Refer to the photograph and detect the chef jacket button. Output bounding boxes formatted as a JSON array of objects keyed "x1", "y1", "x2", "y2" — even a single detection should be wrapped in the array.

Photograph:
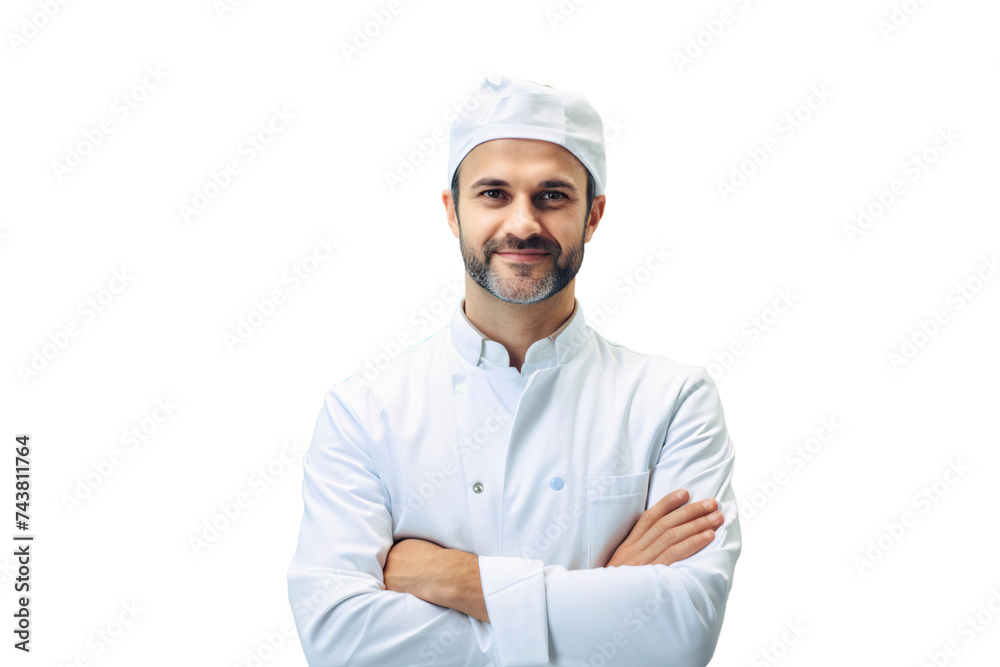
[
  {"x1": 455, "y1": 382, "x2": 467, "y2": 394},
  {"x1": 472, "y1": 482, "x2": 484, "y2": 494},
  {"x1": 549, "y1": 476, "x2": 564, "y2": 491}
]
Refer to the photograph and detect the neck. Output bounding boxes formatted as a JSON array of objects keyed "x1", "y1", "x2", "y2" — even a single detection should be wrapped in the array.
[{"x1": 462, "y1": 277, "x2": 576, "y2": 372}]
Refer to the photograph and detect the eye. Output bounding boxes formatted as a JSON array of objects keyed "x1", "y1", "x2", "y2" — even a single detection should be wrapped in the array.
[
  {"x1": 481, "y1": 189, "x2": 504, "y2": 199},
  {"x1": 540, "y1": 191, "x2": 567, "y2": 201}
]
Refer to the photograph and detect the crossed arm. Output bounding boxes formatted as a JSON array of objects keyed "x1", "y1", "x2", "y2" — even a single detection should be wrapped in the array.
[
  {"x1": 288, "y1": 367, "x2": 739, "y2": 666},
  {"x1": 383, "y1": 488, "x2": 725, "y2": 624}
]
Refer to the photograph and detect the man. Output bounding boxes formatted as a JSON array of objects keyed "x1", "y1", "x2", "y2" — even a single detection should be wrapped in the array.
[{"x1": 287, "y1": 74, "x2": 741, "y2": 666}]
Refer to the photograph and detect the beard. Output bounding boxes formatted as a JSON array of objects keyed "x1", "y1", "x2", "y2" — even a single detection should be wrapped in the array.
[{"x1": 459, "y1": 220, "x2": 585, "y2": 305}]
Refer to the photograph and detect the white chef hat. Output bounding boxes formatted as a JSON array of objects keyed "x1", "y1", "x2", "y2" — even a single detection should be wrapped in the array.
[{"x1": 446, "y1": 74, "x2": 607, "y2": 196}]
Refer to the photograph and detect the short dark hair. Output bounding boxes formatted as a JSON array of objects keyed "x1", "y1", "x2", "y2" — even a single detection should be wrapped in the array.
[{"x1": 451, "y1": 162, "x2": 596, "y2": 222}]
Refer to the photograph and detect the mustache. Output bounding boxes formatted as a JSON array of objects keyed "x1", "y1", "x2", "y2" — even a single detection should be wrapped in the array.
[{"x1": 487, "y1": 240, "x2": 559, "y2": 254}]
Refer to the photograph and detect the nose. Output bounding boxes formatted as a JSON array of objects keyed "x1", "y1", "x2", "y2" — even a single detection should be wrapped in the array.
[{"x1": 503, "y1": 193, "x2": 544, "y2": 238}]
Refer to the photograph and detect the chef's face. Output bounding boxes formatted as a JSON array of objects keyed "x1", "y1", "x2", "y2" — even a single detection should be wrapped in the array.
[{"x1": 444, "y1": 138, "x2": 603, "y2": 305}]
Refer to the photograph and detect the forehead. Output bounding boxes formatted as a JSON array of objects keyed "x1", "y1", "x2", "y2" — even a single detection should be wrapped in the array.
[{"x1": 461, "y1": 138, "x2": 587, "y2": 185}]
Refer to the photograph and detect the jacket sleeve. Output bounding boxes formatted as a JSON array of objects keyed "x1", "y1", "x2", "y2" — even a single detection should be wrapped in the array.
[
  {"x1": 286, "y1": 385, "x2": 497, "y2": 666},
  {"x1": 476, "y1": 366, "x2": 742, "y2": 666}
]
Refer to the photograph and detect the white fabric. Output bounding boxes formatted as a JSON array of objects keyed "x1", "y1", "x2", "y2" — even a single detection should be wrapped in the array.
[
  {"x1": 287, "y1": 296, "x2": 741, "y2": 666},
  {"x1": 447, "y1": 74, "x2": 607, "y2": 196}
]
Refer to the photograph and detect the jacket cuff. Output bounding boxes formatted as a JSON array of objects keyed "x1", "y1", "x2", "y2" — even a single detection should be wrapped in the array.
[{"x1": 478, "y1": 555, "x2": 549, "y2": 666}]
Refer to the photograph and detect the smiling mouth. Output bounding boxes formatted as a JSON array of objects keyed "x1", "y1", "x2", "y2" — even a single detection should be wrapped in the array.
[{"x1": 494, "y1": 251, "x2": 550, "y2": 262}]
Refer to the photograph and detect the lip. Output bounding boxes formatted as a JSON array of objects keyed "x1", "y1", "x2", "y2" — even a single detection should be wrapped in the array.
[{"x1": 495, "y1": 252, "x2": 550, "y2": 262}]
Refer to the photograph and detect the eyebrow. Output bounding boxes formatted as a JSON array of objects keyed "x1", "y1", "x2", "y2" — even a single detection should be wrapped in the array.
[{"x1": 468, "y1": 177, "x2": 578, "y2": 192}]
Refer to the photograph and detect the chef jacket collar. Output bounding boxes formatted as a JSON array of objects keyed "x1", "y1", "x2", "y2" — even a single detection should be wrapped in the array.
[{"x1": 450, "y1": 296, "x2": 589, "y2": 371}]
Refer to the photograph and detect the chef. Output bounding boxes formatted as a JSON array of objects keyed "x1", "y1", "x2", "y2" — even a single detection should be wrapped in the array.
[{"x1": 287, "y1": 74, "x2": 741, "y2": 667}]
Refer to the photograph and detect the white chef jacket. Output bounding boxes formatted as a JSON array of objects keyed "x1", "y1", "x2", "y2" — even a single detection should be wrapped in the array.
[{"x1": 287, "y1": 296, "x2": 741, "y2": 667}]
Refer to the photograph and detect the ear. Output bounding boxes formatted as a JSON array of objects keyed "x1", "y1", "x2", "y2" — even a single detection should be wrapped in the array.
[
  {"x1": 443, "y1": 188, "x2": 460, "y2": 239},
  {"x1": 584, "y1": 194, "x2": 606, "y2": 243}
]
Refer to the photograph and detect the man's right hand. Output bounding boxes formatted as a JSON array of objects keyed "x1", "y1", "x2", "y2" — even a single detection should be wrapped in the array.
[{"x1": 605, "y1": 489, "x2": 723, "y2": 568}]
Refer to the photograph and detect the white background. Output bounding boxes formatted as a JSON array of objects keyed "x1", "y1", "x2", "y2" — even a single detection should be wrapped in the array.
[{"x1": 2, "y1": 0, "x2": 999, "y2": 665}]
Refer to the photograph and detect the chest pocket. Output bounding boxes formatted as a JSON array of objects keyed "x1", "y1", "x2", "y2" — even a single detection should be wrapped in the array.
[{"x1": 586, "y1": 469, "x2": 651, "y2": 568}]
